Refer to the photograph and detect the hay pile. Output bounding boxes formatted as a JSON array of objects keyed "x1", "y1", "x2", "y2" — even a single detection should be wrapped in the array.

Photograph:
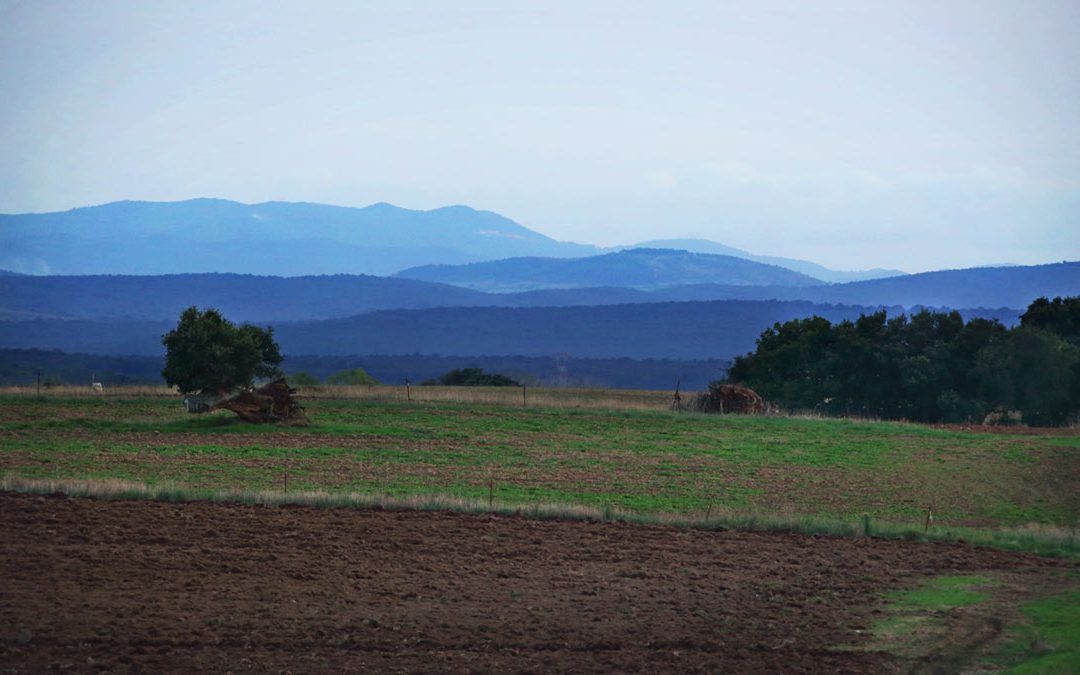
[
  {"x1": 690, "y1": 383, "x2": 765, "y2": 415},
  {"x1": 212, "y1": 379, "x2": 308, "y2": 425}
]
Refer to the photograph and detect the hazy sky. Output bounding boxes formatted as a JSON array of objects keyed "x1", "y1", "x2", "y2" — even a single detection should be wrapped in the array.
[{"x1": 2, "y1": 0, "x2": 1078, "y2": 271}]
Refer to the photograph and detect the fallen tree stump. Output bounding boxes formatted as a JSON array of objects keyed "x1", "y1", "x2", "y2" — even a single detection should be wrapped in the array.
[
  {"x1": 212, "y1": 379, "x2": 308, "y2": 425},
  {"x1": 690, "y1": 383, "x2": 766, "y2": 415}
]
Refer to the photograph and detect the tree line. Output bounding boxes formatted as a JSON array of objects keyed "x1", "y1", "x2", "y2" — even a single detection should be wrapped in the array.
[{"x1": 727, "y1": 296, "x2": 1080, "y2": 426}]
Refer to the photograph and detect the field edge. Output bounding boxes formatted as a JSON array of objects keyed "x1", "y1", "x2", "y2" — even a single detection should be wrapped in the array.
[{"x1": 4, "y1": 474, "x2": 1077, "y2": 559}]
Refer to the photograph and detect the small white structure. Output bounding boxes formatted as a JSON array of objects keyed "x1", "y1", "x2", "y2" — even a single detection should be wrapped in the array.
[
  {"x1": 183, "y1": 392, "x2": 223, "y2": 413},
  {"x1": 91, "y1": 382, "x2": 104, "y2": 392}
]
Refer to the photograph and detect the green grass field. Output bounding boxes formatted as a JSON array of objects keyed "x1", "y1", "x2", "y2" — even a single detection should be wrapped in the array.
[
  {"x1": 2, "y1": 389, "x2": 1077, "y2": 535},
  {"x1": 868, "y1": 573, "x2": 1080, "y2": 672}
]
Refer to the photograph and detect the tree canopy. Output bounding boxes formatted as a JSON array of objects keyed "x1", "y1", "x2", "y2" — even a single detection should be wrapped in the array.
[
  {"x1": 161, "y1": 307, "x2": 283, "y2": 395},
  {"x1": 325, "y1": 367, "x2": 380, "y2": 386},
  {"x1": 423, "y1": 368, "x2": 520, "y2": 387},
  {"x1": 727, "y1": 296, "x2": 1079, "y2": 426}
]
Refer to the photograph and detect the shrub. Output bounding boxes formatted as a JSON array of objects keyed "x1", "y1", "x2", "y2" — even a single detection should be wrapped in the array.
[
  {"x1": 423, "y1": 367, "x2": 520, "y2": 387},
  {"x1": 287, "y1": 371, "x2": 321, "y2": 386}
]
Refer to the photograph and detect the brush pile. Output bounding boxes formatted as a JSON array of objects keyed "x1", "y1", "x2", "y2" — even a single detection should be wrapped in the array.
[
  {"x1": 212, "y1": 379, "x2": 308, "y2": 425},
  {"x1": 690, "y1": 383, "x2": 766, "y2": 415}
]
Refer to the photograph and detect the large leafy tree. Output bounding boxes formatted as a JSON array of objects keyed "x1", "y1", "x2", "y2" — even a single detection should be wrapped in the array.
[
  {"x1": 1020, "y1": 296, "x2": 1080, "y2": 342},
  {"x1": 161, "y1": 307, "x2": 283, "y2": 395}
]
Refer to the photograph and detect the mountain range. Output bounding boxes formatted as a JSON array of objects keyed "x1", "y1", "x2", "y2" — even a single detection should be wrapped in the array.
[
  {"x1": 1, "y1": 197, "x2": 1075, "y2": 389},
  {"x1": 0, "y1": 199, "x2": 592, "y2": 277},
  {"x1": 1, "y1": 198, "x2": 899, "y2": 281},
  {"x1": 627, "y1": 239, "x2": 905, "y2": 282}
]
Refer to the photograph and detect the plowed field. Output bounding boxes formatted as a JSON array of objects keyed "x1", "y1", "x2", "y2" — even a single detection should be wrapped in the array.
[{"x1": 0, "y1": 492, "x2": 1071, "y2": 673}]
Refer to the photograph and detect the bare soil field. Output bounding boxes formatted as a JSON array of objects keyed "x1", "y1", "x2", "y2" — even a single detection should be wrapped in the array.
[{"x1": 0, "y1": 492, "x2": 1072, "y2": 673}]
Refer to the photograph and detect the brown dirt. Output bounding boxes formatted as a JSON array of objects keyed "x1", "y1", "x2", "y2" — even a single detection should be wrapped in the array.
[{"x1": 0, "y1": 492, "x2": 1071, "y2": 673}]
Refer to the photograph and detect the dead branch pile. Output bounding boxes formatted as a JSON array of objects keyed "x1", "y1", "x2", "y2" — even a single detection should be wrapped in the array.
[
  {"x1": 690, "y1": 383, "x2": 766, "y2": 415},
  {"x1": 212, "y1": 379, "x2": 308, "y2": 425}
]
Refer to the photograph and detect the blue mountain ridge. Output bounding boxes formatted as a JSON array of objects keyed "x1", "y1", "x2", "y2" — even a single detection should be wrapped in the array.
[
  {"x1": 0, "y1": 261, "x2": 1073, "y2": 323},
  {"x1": 4, "y1": 198, "x2": 902, "y2": 281}
]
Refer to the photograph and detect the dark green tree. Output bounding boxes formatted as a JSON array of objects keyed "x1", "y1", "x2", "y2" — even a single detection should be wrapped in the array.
[
  {"x1": 424, "y1": 368, "x2": 520, "y2": 387},
  {"x1": 725, "y1": 304, "x2": 1069, "y2": 424},
  {"x1": 161, "y1": 307, "x2": 283, "y2": 395},
  {"x1": 1020, "y1": 296, "x2": 1080, "y2": 343},
  {"x1": 976, "y1": 327, "x2": 1079, "y2": 426}
]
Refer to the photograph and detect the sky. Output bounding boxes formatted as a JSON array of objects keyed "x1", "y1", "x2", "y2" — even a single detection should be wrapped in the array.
[{"x1": 1, "y1": 0, "x2": 1078, "y2": 272}]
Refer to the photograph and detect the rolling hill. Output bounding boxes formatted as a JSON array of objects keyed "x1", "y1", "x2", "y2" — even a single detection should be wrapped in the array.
[
  {"x1": 647, "y1": 262, "x2": 1080, "y2": 310},
  {"x1": 0, "y1": 273, "x2": 493, "y2": 322},
  {"x1": 0, "y1": 261, "x2": 1071, "y2": 322},
  {"x1": 395, "y1": 248, "x2": 822, "y2": 292},
  {"x1": 0, "y1": 300, "x2": 1018, "y2": 361},
  {"x1": 629, "y1": 238, "x2": 906, "y2": 282},
  {"x1": 1, "y1": 199, "x2": 907, "y2": 283}
]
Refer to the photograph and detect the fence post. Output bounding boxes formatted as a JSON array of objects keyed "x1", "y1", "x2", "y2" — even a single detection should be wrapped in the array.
[{"x1": 405, "y1": 378, "x2": 411, "y2": 402}]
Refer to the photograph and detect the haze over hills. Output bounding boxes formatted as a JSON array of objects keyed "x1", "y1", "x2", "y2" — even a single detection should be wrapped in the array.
[
  {"x1": 397, "y1": 257, "x2": 1078, "y2": 309},
  {"x1": 0, "y1": 274, "x2": 492, "y2": 322},
  {"x1": 627, "y1": 239, "x2": 906, "y2": 283},
  {"x1": 0, "y1": 300, "x2": 907, "y2": 360},
  {"x1": 395, "y1": 248, "x2": 821, "y2": 292},
  {"x1": 0, "y1": 199, "x2": 595, "y2": 276},
  {"x1": 655, "y1": 262, "x2": 1080, "y2": 311},
  {"x1": 2, "y1": 197, "x2": 1074, "y2": 383},
  {"x1": 0, "y1": 299, "x2": 1025, "y2": 362},
  {"x1": 4, "y1": 198, "x2": 905, "y2": 282},
  {"x1": 0, "y1": 261, "x2": 1072, "y2": 322}
]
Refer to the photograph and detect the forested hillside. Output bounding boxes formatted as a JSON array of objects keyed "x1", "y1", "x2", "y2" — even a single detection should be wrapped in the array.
[
  {"x1": 676, "y1": 262, "x2": 1080, "y2": 310},
  {"x1": 0, "y1": 349, "x2": 727, "y2": 391},
  {"x1": 628, "y1": 239, "x2": 905, "y2": 282},
  {"x1": 0, "y1": 273, "x2": 491, "y2": 321},
  {"x1": 1, "y1": 260, "x2": 1069, "y2": 322},
  {"x1": 0, "y1": 300, "x2": 1017, "y2": 361},
  {"x1": 396, "y1": 248, "x2": 821, "y2": 291}
]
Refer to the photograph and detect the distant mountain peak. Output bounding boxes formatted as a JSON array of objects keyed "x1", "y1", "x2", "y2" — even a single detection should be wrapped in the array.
[
  {"x1": 430, "y1": 204, "x2": 479, "y2": 214},
  {"x1": 0, "y1": 198, "x2": 598, "y2": 276},
  {"x1": 620, "y1": 247, "x2": 693, "y2": 256},
  {"x1": 626, "y1": 238, "x2": 905, "y2": 283}
]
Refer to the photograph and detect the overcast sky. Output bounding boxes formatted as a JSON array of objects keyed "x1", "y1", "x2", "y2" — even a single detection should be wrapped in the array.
[{"x1": 1, "y1": 0, "x2": 1078, "y2": 271}]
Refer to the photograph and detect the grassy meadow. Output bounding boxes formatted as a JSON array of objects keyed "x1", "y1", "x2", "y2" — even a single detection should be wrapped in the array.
[{"x1": 2, "y1": 386, "x2": 1077, "y2": 540}]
